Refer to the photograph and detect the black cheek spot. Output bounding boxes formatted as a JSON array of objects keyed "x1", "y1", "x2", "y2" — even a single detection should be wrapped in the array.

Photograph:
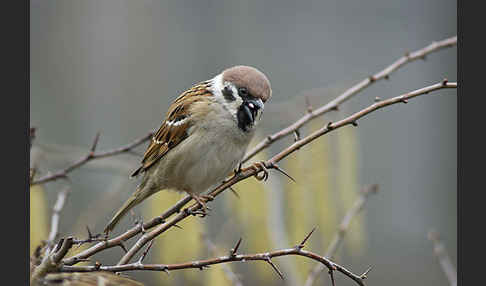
[{"x1": 222, "y1": 86, "x2": 235, "y2": 102}]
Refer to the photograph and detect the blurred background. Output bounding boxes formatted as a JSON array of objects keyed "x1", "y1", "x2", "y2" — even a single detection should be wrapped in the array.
[{"x1": 30, "y1": 0, "x2": 457, "y2": 285}]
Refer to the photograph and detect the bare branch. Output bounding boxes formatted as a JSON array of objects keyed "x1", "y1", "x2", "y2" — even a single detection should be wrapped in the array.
[
  {"x1": 60, "y1": 230, "x2": 367, "y2": 286},
  {"x1": 304, "y1": 184, "x2": 379, "y2": 286},
  {"x1": 31, "y1": 237, "x2": 75, "y2": 284},
  {"x1": 428, "y1": 230, "x2": 457, "y2": 286},
  {"x1": 242, "y1": 36, "x2": 457, "y2": 163},
  {"x1": 31, "y1": 132, "x2": 153, "y2": 185},
  {"x1": 204, "y1": 235, "x2": 244, "y2": 286},
  {"x1": 63, "y1": 81, "x2": 456, "y2": 267}
]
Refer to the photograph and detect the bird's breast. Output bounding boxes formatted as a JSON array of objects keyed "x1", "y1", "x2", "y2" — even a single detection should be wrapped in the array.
[{"x1": 157, "y1": 118, "x2": 253, "y2": 194}]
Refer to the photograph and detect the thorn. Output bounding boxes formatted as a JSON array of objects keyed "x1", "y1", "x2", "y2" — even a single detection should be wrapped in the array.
[
  {"x1": 331, "y1": 105, "x2": 339, "y2": 111},
  {"x1": 401, "y1": 98, "x2": 408, "y2": 104},
  {"x1": 94, "y1": 261, "x2": 102, "y2": 270},
  {"x1": 163, "y1": 267, "x2": 170, "y2": 275},
  {"x1": 269, "y1": 163, "x2": 296, "y2": 183},
  {"x1": 351, "y1": 121, "x2": 358, "y2": 127},
  {"x1": 293, "y1": 129, "x2": 301, "y2": 142},
  {"x1": 230, "y1": 238, "x2": 242, "y2": 256},
  {"x1": 360, "y1": 265, "x2": 373, "y2": 279},
  {"x1": 328, "y1": 269, "x2": 336, "y2": 286},
  {"x1": 326, "y1": 122, "x2": 333, "y2": 130},
  {"x1": 172, "y1": 224, "x2": 183, "y2": 230},
  {"x1": 442, "y1": 78, "x2": 448, "y2": 85},
  {"x1": 118, "y1": 242, "x2": 128, "y2": 253},
  {"x1": 266, "y1": 257, "x2": 284, "y2": 280},
  {"x1": 137, "y1": 240, "x2": 154, "y2": 264},
  {"x1": 305, "y1": 96, "x2": 313, "y2": 113},
  {"x1": 90, "y1": 132, "x2": 101, "y2": 154},
  {"x1": 298, "y1": 227, "x2": 316, "y2": 249},
  {"x1": 234, "y1": 162, "x2": 243, "y2": 175},
  {"x1": 374, "y1": 96, "x2": 381, "y2": 102},
  {"x1": 86, "y1": 226, "x2": 92, "y2": 238},
  {"x1": 229, "y1": 186, "x2": 240, "y2": 199},
  {"x1": 368, "y1": 75, "x2": 376, "y2": 82},
  {"x1": 404, "y1": 51, "x2": 410, "y2": 58},
  {"x1": 384, "y1": 74, "x2": 390, "y2": 80}
]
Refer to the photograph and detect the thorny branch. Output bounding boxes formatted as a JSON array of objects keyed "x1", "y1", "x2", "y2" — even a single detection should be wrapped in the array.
[
  {"x1": 32, "y1": 36, "x2": 457, "y2": 284},
  {"x1": 60, "y1": 230, "x2": 370, "y2": 286},
  {"x1": 428, "y1": 230, "x2": 457, "y2": 286},
  {"x1": 203, "y1": 235, "x2": 244, "y2": 286},
  {"x1": 31, "y1": 237, "x2": 75, "y2": 285},
  {"x1": 31, "y1": 132, "x2": 153, "y2": 185},
  {"x1": 241, "y1": 35, "x2": 457, "y2": 163},
  {"x1": 61, "y1": 80, "x2": 455, "y2": 270},
  {"x1": 304, "y1": 184, "x2": 379, "y2": 286}
]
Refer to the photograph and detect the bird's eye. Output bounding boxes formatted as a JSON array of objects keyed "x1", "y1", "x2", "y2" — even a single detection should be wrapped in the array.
[{"x1": 239, "y1": 87, "x2": 249, "y2": 96}]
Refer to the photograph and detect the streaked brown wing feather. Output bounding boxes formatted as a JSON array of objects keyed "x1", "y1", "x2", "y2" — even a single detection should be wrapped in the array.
[{"x1": 131, "y1": 82, "x2": 213, "y2": 177}]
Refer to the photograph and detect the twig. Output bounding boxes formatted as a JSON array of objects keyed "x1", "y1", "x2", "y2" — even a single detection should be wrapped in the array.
[
  {"x1": 31, "y1": 237, "x2": 75, "y2": 284},
  {"x1": 31, "y1": 132, "x2": 153, "y2": 185},
  {"x1": 60, "y1": 230, "x2": 368, "y2": 286},
  {"x1": 304, "y1": 184, "x2": 379, "y2": 286},
  {"x1": 241, "y1": 36, "x2": 457, "y2": 163},
  {"x1": 44, "y1": 187, "x2": 70, "y2": 256},
  {"x1": 114, "y1": 81, "x2": 455, "y2": 266},
  {"x1": 428, "y1": 230, "x2": 457, "y2": 286},
  {"x1": 63, "y1": 81, "x2": 456, "y2": 267},
  {"x1": 204, "y1": 235, "x2": 244, "y2": 286}
]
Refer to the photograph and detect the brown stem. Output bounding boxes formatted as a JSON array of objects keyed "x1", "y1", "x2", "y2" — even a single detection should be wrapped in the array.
[
  {"x1": 31, "y1": 132, "x2": 153, "y2": 185},
  {"x1": 61, "y1": 231, "x2": 368, "y2": 286},
  {"x1": 242, "y1": 36, "x2": 457, "y2": 163},
  {"x1": 114, "y1": 81, "x2": 455, "y2": 266}
]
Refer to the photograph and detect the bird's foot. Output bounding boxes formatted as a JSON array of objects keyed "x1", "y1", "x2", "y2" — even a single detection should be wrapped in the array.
[
  {"x1": 186, "y1": 193, "x2": 212, "y2": 217},
  {"x1": 249, "y1": 161, "x2": 269, "y2": 181},
  {"x1": 230, "y1": 161, "x2": 269, "y2": 181}
]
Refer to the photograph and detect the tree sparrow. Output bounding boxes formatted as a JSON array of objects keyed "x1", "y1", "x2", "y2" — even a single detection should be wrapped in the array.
[{"x1": 104, "y1": 65, "x2": 272, "y2": 233}]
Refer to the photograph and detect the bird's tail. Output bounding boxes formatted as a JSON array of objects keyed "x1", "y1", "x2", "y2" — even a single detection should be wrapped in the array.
[{"x1": 104, "y1": 186, "x2": 152, "y2": 234}]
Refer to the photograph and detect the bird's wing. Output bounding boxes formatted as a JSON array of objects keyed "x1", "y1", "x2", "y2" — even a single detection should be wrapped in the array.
[{"x1": 131, "y1": 81, "x2": 213, "y2": 177}]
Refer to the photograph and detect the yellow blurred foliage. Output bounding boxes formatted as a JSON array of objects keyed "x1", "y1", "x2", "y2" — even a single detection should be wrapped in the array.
[
  {"x1": 145, "y1": 190, "x2": 203, "y2": 284},
  {"x1": 284, "y1": 119, "x2": 338, "y2": 280},
  {"x1": 224, "y1": 142, "x2": 274, "y2": 282},
  {"x1": 336, "y1": 126, "x2": 365, "y2": 256},
  {"x1": 30, "y1": 185, "x2": 49, "y2": 256}
]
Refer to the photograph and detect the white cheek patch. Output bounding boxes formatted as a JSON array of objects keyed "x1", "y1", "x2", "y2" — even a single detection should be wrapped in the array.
[{"x1": 209, "y1": 74, "x2": 242, "y2": 118}]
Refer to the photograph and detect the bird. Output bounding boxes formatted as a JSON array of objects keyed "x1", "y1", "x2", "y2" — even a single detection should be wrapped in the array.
[{"x1": 104, "y1": 65, "x2": 272, "y2": 234}]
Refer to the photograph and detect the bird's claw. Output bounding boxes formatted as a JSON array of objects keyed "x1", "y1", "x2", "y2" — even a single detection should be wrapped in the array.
[
  {"x1": 187, "y1": 194, "x2": 212, "y2": 217},
  {"x1": 251, "y1": 161, "x2": 269, "y2": 181}
]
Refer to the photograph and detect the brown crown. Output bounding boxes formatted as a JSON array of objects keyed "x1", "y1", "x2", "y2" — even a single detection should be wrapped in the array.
[{"x1": 222, "y1": 65, "x2": 272, "y2": 102}]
